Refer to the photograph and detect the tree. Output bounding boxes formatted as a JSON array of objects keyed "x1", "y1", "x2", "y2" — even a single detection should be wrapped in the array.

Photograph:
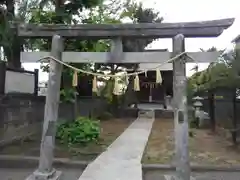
[
  {"x1": 0, "y1": 0, "x2": 101, "y2": 68},
  {"x1": 0, "y1": 0, "x2": 38, "y2": 66},
  {"x1": 120, "y1": 2, "x2": 163, "y2": 108},
  {"x1": 190, "y1": 47, "x2": 239, "y2": 92},
  {"x1": 188, "y1": 46, "x2": 240, "y2": 133},
  {"x1": 0, "y1": 2, "x2": 11, "y2": 61},
  {"x1": 0, "y1": 0, "x2": 22, "y2": 68},
  {"x1": 26, "y1": 1, "x2": 162, "y2": 104},
  {"x1": 1, "y1": 0, "x2": 163, "y2": 109},
  {"x1": 38, "y1": 0, "x2": 100, "y2": 24}
]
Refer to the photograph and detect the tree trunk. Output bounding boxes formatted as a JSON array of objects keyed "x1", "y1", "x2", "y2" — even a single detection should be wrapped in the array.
[
  {"x1": 4, "y1": 38, "x2": 22, "y2": 68},
  {"x1": 5, "y1": 0, "x2": 22, "y2": 69},
  {"x1": 208, "y1": 90, "x2": 215, "y2": 132},
  {"x1": 54, "y1": 0, "x2": 66, "y2": 89},
  {"x1": 55, "y1": 0, "x2": 65, "y2": 24},
  {"x1": 232, "y1": 88, "x2": 237, "y2": 145}
]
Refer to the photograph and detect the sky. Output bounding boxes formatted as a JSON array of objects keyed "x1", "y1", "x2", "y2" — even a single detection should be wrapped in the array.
[{"x1": 23, "y1": 0, "x2": 240, "y2": 81}]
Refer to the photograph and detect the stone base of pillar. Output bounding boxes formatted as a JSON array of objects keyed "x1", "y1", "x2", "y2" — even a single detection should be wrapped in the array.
[
  {"x1": 25, "y1": 169, "x2": 62, "y2": 180},
  {"x1": 164, "y1": 175, "x2": 195, "y2": 180}
]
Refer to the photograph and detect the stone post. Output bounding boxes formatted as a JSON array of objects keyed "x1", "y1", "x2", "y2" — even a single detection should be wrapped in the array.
[
  {"x1": 26, "y1": 35, "x2": 63, "y2": 180},
  {"x1": 110, "y1": 37, "x2": 123, "y2": 63},
  {"x1": 193, "y1": 96, "x2": 204, "y2": 128},
  {"x1": 172, "y1": 34, "x2": 190, "y2": 180}
]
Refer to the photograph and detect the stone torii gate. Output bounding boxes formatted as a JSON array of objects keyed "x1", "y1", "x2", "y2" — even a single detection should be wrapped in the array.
[{"x1": 18, "y1": 18, "x2": 234, "y2": 180}]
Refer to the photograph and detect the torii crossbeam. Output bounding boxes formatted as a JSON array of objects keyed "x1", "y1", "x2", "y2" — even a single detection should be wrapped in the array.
[
  {"x1": 16, "y1": 18, "x2": 234, "y2": 38},
  {"x1": 20, "y1": 51, "x2": 220, "y2": 64}
]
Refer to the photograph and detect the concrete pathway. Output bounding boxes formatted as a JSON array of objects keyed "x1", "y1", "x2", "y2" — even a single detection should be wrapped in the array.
[{"x1": 78, "y1": 116, "x2": 155, "y2": 180}]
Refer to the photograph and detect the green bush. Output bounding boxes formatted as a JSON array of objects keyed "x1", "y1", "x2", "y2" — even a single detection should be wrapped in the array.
[{"x1": 56, "y1": 116, "x2": 100, "y2": 146}]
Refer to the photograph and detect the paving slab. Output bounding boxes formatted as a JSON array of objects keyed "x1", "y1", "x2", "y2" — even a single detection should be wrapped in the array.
[{"x1": 78, "y1": 117, "x2": 154, "y2": 180}]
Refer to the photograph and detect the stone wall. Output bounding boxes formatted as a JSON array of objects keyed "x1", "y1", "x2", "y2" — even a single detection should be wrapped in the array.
[{"x1": 0, "y1": 94, "x2": 108, "y2": 146}]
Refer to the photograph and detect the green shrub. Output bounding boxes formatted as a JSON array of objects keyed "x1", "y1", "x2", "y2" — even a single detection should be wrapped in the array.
[
  {"x1": 56, "y1": 116, "x2": 100, "y2": 146},
  {"x1": 189, "y1": 117, "x2": 200, "y2": 129},
  {"x1": 189, "y1": 130, "x2": 194, "y2": 137}
]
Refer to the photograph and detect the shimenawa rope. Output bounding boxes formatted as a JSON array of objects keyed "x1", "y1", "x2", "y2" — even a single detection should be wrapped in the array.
[{"x1": 37, "y1": 51, "x2": 189, "y2": 92}]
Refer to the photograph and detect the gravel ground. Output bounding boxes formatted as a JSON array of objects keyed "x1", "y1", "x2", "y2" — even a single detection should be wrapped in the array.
[{"x1": 192, "y1": 172, "x2": 240, "y2": 180}]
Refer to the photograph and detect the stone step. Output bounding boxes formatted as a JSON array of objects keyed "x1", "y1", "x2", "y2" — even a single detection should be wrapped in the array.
[
  {"x1": 138, "y1": 109, "x2": 155, "y2": 119},
  {"x1": 119, "y1": 108, "x2": 173, "y2": 119}
]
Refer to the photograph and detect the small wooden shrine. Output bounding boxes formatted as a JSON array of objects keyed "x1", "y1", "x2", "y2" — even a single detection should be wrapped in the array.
[
  {"x1": 136, "y1": 49, "x2": 173, "y2": 106},
  {"x1": 137, "y1": 70, "x2": 172, "y2": 104}
]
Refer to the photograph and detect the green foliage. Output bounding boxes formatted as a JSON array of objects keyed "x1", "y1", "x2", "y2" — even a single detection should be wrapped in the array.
[
  {"x1": 190, "y1": 117, "x2": 199, "y2": 129},
  {"x1": 2, "y1": 0, "x2": 163, "y2": 106},
  {"x1": 187, "y1": 79, "x2": 196, "y2": 103},
  {"x1": 60, "y1": 88, "x2": 78, "y2": 103},
  {"x1": 189, "y1": 63, "x2": 237, "y2": 93},
  {"x1": 28, "y1": 8, "x2": 111, "y2": 103},
  {"x1": 100, "y1": 78, "x2": 115, "y2": 103},
  {"x1": 0, "y1": 7, "x2": 13, "y2": 55},
  {"x1": 188, "y1": 47, "x2": 240, "y2": 95},
  {"x1": 188, "y1": 130, "x2": 194, "y2": 137},
  {"x1": 0, "y1": 0, "x2": 101, "y2": 66},
  {"x1": 56, "y1": 116, "x2": 100, "y2": 146},
  {"x1": 39, "y1": 0, "x2": 100, "y2": 16}
]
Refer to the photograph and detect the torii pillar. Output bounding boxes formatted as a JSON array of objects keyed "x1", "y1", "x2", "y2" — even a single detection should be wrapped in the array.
[
  {"x1": 172, "y1": 34, "x2": 190, "y2": 180},
  {"x1": 26, "y1": 35, "x2": 63, "y2": 180}
]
